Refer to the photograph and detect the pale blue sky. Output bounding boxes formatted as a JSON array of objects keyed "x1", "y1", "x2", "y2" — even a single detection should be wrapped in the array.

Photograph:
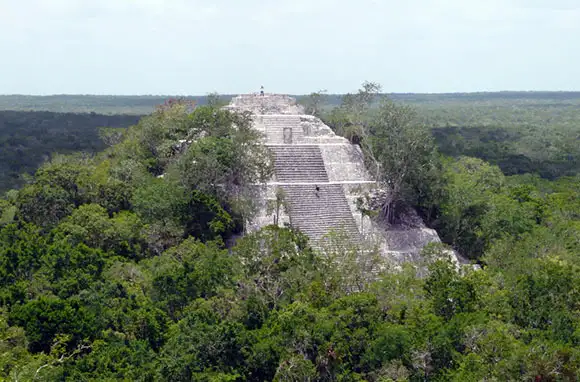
[{"x1": 1, "y1": 0, "x2": 579, "y2": 95}]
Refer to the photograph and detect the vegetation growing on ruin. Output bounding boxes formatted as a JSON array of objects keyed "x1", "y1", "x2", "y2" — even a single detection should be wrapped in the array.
[{"x1": 0, "y1": 92, "x2": 578, "y2": 380}]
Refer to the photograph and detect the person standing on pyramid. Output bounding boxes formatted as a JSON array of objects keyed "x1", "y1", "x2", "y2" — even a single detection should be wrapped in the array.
[{"x1": 260, "y1": 86, "x2": 264, "y2": 96}]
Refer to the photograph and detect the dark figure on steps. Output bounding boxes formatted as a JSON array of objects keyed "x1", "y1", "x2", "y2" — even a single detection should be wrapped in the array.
[
  {"x1": 260, "y1": 86, "x2": 264, "y2": 96},
  {"x1": 315, "y1": 185, "x2": 320, "y2": 198}
]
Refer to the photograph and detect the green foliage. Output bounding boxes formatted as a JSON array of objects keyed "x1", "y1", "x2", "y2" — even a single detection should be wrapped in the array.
[
  {"x1": 426, "y1": 100, "x2": 580, "y2": 179},
  {"x1": 42, "y1": 241, "x2": 107, "y2": 298},
  {"x1": 69, "y1": 339, "x2": 157, "y2": 381},
  {"x1": 298, "y1": 90, "x2": 328, "y2": 117},
  {"x1": 424, "y1": 259, "x2": 478, "y2": 320},
  {"x1": 167, "y1": 106, "x2": 273, "y2": 219},
  {"x1": 146, "y1": 238, "x2": 237, "y2": 320},
  {"x1": 158, "y1": 299, "x2": 246, "y2": 381},
  {"x1": 432, "y1": 156, "x2": 547, "y2": 258},
  {"x1": 55, "y1": 204, "x2": 145, "y2": 258},
  {"x1": 0, "y1": 110, "x2": 140, "y2": 193},
  {"x1": 367, "y1": 99, "x2": 437, "y2": 221},
  {"x1": 0, "y1": 93, "x2": 579, "y2": 380},
  {"x1": 233, "y1": 227, "x2": 316, "y2": 310},
  {"x1": 324, "y1": 82, "x2": 438, "y2": 223},
  {"x1": 132, "y1": 177, "x2": 233, "y2": 252},
  {"x1": 325, "y1": 81, "x2": 383, "y2": 144},
  {"x1": 132, "y1": 177, "x2": 189, "y2": 225},
  {"x1": 9, "y1": 296, "x2": 99, "y2": 353},
  {"x1": 0, "y1": 200, "x2": 16, "y2": 227}
]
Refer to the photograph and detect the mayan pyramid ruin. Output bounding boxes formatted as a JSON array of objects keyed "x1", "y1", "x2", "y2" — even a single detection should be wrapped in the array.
[{"x1": 226, "y1": 93, "x2": 452, "y2": 264}]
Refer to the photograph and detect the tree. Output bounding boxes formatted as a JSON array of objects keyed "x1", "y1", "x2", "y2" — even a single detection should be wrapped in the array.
[
  {"x1": 167, "y1": 106, "x2": 273, "y2": 230},
  {"x1": 0, "y1": 199, "x2": 16, "y2": 227},
  {"x1": 267, "y1": 187, "x2": 289, "y2": 226},
  {"x1": 156, "y1": 299, "x2": 246, "y2": 381},
  {"x1": 436, "y1": 156, "x2": 540, "y2": 258},
  {"x1": 327, "y1": 81, "x2": 382, "y2": 144},
  {"x1": 54, "y1": 204, "x2": 145, "y2": 258},
  {"x1": 424, "y1": 259, "x2": 478, "y2": 320},
  {"x1": 366, "y1": 100, "x2": 437, "y2": 223},
  {"x1": 145, "y1": 238, "x2": 237, "y2": 320},
  {"x1": 98, "y1": 127, "x2": 126, "y2": 147},
  {"x1": 65, "y1": 338, "x2": 156, "y2": 381},
  {"x1": 206, "y1": 92, "x2": 228, "y2": 108},
  {"x1": 325, "y1": 82, "x2": 436, "y2": 223},
  {"x1": 273, "y1": 355, "x2": 317, "y2": 381},
  {"x1": 9, "y1": 296, "x2": 100, "y2": 354},
  {"x1": 0, "y1": 223, "x2": 46, "y2": 300},
  {"x1": 301, "y1": 90, "x2": 327, "y2": 117},
  {"x1": 233, "y1": 227, "x2": 315, "y2": 310}
]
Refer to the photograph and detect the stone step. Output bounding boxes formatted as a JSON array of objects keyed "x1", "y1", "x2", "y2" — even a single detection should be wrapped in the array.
[
  {"x1": 274, "y1": 170, "x2": 328, "y2": 175},
  {"x1": 269, "y1": 145, "x2": 321, "y2": 153},
  {"x1": 269, "y1": 145, "x2": 329, "y2": 183},
  {"x1": 261, "y1": 119, "x2": 301, "y2": 122},
  {"x1": 261, "y1": 121, "x2": 301, "y2": 127},
  {"x1": 270, "y1": 146, "x2": 320, "y2": 151},
  {"x1": 271, "y1": 150, "x2": 321, "y2": 154},
  {"x1": 274, "y1": 160, "x2": 325, "y2": 165},
  {"x1": 274, "y1": 157, "x2": 323, "y2": 161},
  {"x1": 274, "y1": 172, "x2": 327, "y2": 183},
  {"x1": 260, "y1": 115, "x2": 302, "y2": 119},
  {"x1": 279, "y1": 184, "x2": 362, "y2": 244}
]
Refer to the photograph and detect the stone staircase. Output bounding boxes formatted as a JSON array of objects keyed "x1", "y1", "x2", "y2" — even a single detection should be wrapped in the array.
[
  {"x1": 280, "y1": 184, "x2": 362, "y2": 244},
  {"x1": 269, "y1": 145, "x2": 328, "y2": 183},
  {"x1": 268, "y1": 144, "x2": 362, "y2": 245}
]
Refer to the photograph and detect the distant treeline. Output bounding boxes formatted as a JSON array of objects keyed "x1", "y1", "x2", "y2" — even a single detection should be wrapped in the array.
[
  {"x1": 0, "y1": 111, "x2": 141, "y2": 192},
  {"x1": 301, "y1": 91, "x2": 580, "y2": 106},
  {"x1": 416, "y1": 96, "x2": 580, "y2": 179},
  {"x1": 0, "y1": 95, "x2": 234, "y2": 115},
  {"x1": 3, "y1": 92, "x2": 580, "y2": 114}
]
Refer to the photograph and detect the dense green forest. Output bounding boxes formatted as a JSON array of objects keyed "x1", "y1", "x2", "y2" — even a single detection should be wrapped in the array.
[
  {"x1": 0, "y1": 111, "x2": 141, "y2": 192},
  {"x1": 0, "y1": 90, "x2": 578, "y2": 380},
  {"x1": 419, "y1": 96, "x2": 580, "y2": 179}
]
